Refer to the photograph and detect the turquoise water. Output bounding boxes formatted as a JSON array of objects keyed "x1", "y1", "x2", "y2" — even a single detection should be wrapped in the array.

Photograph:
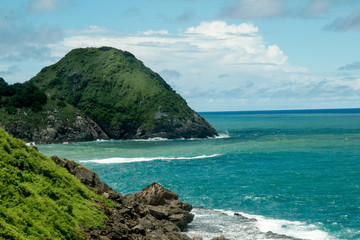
[{"x1": 37, "y1": 110, "x2": 360, "y2": 240}]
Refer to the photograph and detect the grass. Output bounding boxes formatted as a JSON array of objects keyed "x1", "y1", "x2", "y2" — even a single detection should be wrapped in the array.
[
  {"x1": 0, "y1": 128, "x2": 111, "y2": 239},
  {"x1": 30, "y1": 47, "x2": 195, "y2": 138}
]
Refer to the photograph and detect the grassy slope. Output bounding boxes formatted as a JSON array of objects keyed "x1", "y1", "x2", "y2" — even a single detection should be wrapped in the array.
[
  {"x1": 30, "y1": 47, "x2": 194, "y2": 138},
  {"x1": 0, "y1": 128, "x2": 112, "y2": 240},
  {"x1": 0, "y1": 99, "x2": 80, "y2": 129}
]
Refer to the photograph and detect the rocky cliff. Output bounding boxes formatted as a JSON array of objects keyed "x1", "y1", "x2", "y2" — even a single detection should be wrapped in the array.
[{"x1": 0, "y1": 99, "x2": 109, "y2": 144}]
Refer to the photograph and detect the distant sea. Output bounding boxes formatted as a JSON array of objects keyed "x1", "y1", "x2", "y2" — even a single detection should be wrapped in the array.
[{"x1": 37, "y1": 109, "x2": 360, "y2": 240}]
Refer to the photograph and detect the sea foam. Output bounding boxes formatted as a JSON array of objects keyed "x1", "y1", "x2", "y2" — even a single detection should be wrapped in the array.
[
  {"x1": 185, "y1": 208, "x2": 334, "y2": 240},
  {"x1": 212, "y1": 131, "x2": 230, "y2": 139},
  {"x1": 80, "y1": 154, "x2": 221, "y2": 164}
]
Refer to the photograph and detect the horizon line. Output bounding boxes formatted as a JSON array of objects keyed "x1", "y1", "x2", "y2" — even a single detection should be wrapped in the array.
[{"x1": 199, "y1": 108, "x2": 360, "y2": 114}]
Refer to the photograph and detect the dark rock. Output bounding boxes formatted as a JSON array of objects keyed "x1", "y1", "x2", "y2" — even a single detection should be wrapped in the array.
[
  {"x1": 265, "y1": 231, "x2": 303, "y2": 240},
  {"x1": 52, "y1": 156, "x2": 193, "y2": 239},
  {"x1": 50, "y1": 156, "x2": 123, "y2": 202},
  {"x1": 124, "y1": 183, "x2": 194, "y2": 231},
  {"x1": 234, "y1": 212, "x2": 257, "y2": 222},
  {"x1": 2, "y1": 108, "x2": 110, "y2": 144},
  {"x1": 211, "y1": 236, "x2": 229, "y2": 240},
  {"x1": 134, "y1": 182, "x2": 179, "y2": 205},
  {"x1": 136, "y1": 112, "x2": 218, "y2": 140}
]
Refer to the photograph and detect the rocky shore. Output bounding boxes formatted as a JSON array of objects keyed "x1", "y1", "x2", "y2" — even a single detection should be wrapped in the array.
[
  {"x1": 50, "y1": 155, "x2": 303, "y2": 240},
  {"x1": 51, "y1": 155, "x2": 222, "y2": 240}
]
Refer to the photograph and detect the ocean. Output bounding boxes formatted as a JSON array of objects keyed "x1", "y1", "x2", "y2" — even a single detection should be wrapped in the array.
[{"x1": 37, "y1": 109, "x2": 360, "y2": 240}]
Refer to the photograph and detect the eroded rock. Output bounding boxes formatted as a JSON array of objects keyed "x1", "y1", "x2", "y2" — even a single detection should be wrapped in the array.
[{"x1": 51, "y1": 156, "x2": 194, "y2": 240}]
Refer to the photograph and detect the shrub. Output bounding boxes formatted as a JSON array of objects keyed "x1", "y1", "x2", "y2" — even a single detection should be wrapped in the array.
[{"x1": 0, "y1": 79, "x2": 47, "y2": 112}]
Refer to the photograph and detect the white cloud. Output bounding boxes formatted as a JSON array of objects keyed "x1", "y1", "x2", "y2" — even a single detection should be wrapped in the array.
[
  {"x1": 143, "y1": 30, "x2": 169, "y2": 35},
  {"x1": 50, "y1": 21, "x2": 296, "y2": 81},
  {"x1": 186, "y1": 21, "x2": 258, "y2": 36},
  {"x1": 45, "y1": 21, "x2": 359, "y2": 111}
]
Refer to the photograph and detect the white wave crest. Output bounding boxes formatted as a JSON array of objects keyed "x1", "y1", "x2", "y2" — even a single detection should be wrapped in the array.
[
  {"x1": 96, "y1": 139, "x2": 109, "y2": 142},
  {"x1": 185, "y1": 208, "x2": 334, "y2": 240},
  {"x1": 133, "y1": 137, "x2": 169, "y2": 142},
  {"x1": 214, "y1": 131, "x2": 230, "y2": 139},
  {"x1": 80, "y1": 154, "x2": 221, "y2": 164}
]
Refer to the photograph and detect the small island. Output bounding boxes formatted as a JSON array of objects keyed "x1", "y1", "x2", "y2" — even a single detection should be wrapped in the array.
[{"x1": 0, "y1": 47, "x2": 218, "y2": 144}]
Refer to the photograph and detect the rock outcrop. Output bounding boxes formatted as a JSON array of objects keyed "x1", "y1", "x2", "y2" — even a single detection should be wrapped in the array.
[
  {"x1": 51, "y1": 156, "x2": 194, "y2": 240},
  {"x1": 2, "y1": 107, "x2": 109, "y2": 144}
]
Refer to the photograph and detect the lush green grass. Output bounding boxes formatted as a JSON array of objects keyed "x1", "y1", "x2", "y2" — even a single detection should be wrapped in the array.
[
  {"x1": 30, "y1": 47, "x2": 195, "y2": 138},
  {"x1": 0, "y1": 128, "x2": 110, "y2": 239}
]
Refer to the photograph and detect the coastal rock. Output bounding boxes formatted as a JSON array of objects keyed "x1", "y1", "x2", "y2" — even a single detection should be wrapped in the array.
[
  {"x1": 211, "y1": 236, "x2": 229, "y2": 240},
  {"x1": 265, "y1": 231, "x2": 304, "y2": 240},
  {"x1": 51, "y1": 156, "x2": 194, "y2": 239},
  {"x1": 124, "y1": 182, "x2": 194, "y2": 230},
  {"x1": 134, "y1": 182, "x2": 179, "y2": 205},
  {"x1": 2, "y1": 106, "x2": 110, "y2": 144},
  {"x1": 51, "y1": 156, "x2": 123, "y2": 202},
  {"x1": 135, "y1": 112, "x2": 218, "y2": 139}
]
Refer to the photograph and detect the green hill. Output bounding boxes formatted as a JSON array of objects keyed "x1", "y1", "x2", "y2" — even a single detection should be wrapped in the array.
[
  {"x1": 29, "y1": 47, "x2": 217, "y2": 141},
  {"x1": 0, "y1": 77, "x2": 108, "y2": 144},
  {"x1": 0, "y1": 128, "x2": 196, "y2": 240},
  {"x1": 0, "y1": 128, "x2": 110, "y2": 239}
]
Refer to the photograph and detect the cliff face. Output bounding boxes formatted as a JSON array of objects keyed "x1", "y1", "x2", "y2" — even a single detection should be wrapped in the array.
[
  {"x1": 0, "y1": 100, "x2": 109, "y2": 144},
  {"x1": 29, "y1": 46, "x2": 218, "y2": 141}
]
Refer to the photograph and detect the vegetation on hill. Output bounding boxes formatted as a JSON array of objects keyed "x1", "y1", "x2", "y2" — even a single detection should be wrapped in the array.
[
  {"x1": 30, "y1": 47, "x2": 217, "y2": 139},
  {"x1": 0, "y1": 78, "x2": 47, "y2": 113},
  {"x1": 0, "y1": 128, "x2": 111, "y2": 239},
  {"x1": 0, "y1": 47, "x2": 217, "y2": 143}
]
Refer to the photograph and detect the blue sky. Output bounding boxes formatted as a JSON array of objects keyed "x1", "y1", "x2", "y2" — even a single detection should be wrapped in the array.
[{"x1": 1, "y1": 0, "x2": 360, "y2": 111}]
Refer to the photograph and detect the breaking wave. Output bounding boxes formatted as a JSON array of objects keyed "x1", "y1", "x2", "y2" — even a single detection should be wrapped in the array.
[
  {"x1": 80, "y1": 154, "x2": 221, "y2": 164},
  {"x1": 185, "y1": 208, "x2": 334, "y2": 240}
]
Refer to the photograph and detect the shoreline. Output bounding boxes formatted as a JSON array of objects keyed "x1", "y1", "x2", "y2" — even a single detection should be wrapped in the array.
[{"x1": 50, "y1": 154, "x2": 311, "y2": 240}]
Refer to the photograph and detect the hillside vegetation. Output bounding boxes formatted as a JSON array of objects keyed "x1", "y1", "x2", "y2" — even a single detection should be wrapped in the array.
[
  {"x1": 0, "y1": 77, "x2": 47, "y2": 113},
  {"x1": 30, "y1": 47, "x2": 217, "y2": 140},
  {"x1": 0, "y1": 47, "x2": 217, "y2": 143},
  {"x1": 0, "y1": 128, "x2": 110, "y2": 239},
  {"x1": 0, "y1": 129, "x2": 196, "y2": 240}
]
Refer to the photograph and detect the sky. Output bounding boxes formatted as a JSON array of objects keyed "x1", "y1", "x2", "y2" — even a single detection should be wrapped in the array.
[{"x1": 1, "y1": 0, "x2": 360, "y2": 111}]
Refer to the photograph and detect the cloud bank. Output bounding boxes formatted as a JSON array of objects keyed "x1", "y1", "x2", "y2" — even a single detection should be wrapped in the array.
[
  {"x1": 0, "y1": 12, "x2": 63, "y2": 61},
  {"x1": 44, "y1": 20, "x2": 359, "y2": 110}
]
